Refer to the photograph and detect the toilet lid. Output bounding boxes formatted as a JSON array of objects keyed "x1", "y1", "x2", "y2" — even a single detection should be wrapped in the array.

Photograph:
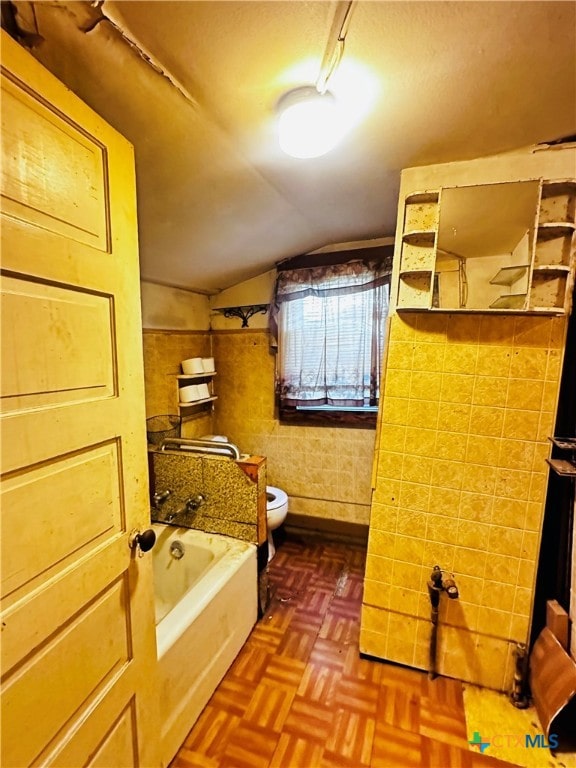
[{"x1": 266, "y1": 486, "x2": 287, "y2": 509}]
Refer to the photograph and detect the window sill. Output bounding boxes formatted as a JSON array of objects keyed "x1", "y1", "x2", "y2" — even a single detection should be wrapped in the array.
[{"x1": 279, "y1": 405, "x2": 377, "y2": 428}]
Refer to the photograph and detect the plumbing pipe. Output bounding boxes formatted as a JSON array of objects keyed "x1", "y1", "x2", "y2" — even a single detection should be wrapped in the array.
[
  {"x1": 428, "y1": 580, "x2": 441, "y2": 680},
  {"x1": 427, "y1": 565, "x2": 459, "y2": 680},
  {"x1": 510, "y1": 642, "x2": 529, "y2": 708}
]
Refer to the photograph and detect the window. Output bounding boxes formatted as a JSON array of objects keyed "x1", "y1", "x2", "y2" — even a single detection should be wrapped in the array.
[{"x1": 270, "y1": 253, "x2": 392, "y2": 426}]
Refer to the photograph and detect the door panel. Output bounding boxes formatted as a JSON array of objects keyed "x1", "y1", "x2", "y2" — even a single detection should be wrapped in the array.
[
  {"x1": 3, "y1": 578, "x2": 130, "y2": 768},
  {"x1": 87, "y1": 704, "x2": 139, "y2": 768},
  {"x1": 1, "y1": 441, "x2": 122, "y2": 602},
  {"x1": 52, "y1": 696, "x2": 138, "y2": 768},
  {"x1": 0, "y1": 31, "x2": 159, "y2": 768},
  {"x1": 1, "y1": 71, "x2": 109, "y2": 249},
  {"x1": 1, "y1": 275, "x2": 115, "y2": 410},
  {"x1": 1, "y1": 536, "x2": 127, "y2": 673}
]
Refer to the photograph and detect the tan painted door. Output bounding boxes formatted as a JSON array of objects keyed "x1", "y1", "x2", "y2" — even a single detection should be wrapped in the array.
[{"x1": 0, "y1": 31, "x2": 160, "y2": 767}]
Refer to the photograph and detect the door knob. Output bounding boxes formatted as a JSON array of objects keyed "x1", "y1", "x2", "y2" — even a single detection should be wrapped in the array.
[{"x1": 129, "y1": 528, "x2": 156, "y2": 557}]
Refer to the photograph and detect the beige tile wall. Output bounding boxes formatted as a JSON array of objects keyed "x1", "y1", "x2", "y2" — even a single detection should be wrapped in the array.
[
  {"x1": 360, "y1": 311, "x2": 566, "y2": 690},
  {"x1": 142, "y1": 330, "x2": 213, "y2": 439},
  {"x1": 211, "y1": 329, "x2": 376, "y2": 525}
]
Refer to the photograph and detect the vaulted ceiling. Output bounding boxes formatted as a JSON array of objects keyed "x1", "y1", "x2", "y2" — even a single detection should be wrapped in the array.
[{"x1": 5, "y1": 1, "x2": 576, "y2": 294}]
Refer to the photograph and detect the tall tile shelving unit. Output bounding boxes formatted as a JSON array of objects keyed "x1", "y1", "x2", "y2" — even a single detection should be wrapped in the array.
[
  {"x1": 530, "y1": 180, "x2": 576, "y2": 311},
  {"x1": 396, "y1": 178, "x2": 575, "y2": 315},
  {"x1": 397, "y1": 191, "x2": 439, "y2": 310}
]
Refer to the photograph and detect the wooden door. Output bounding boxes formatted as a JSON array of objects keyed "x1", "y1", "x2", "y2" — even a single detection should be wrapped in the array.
[{"x1": 0, "y1": 31, "x2": 160, "y2": 767}]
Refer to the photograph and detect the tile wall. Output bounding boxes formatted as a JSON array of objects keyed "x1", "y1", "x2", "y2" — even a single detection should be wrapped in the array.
[
  {"x1": 360, "y1": 311, "x2": 566, "y2": 690},
  {"x1": 142, "y1": 329, "x2": 213, "y2": 439},
  {"x1": 211, "y1": 329, "x2": 376, "y2": 525},
  {"x1": 149, "y1": 450, "x2": 267, "y2": 544}
]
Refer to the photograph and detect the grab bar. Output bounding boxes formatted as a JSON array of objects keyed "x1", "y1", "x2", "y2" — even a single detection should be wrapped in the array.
[{"x1": 159, "y1": 437, "x2": 241, "y2": 460}]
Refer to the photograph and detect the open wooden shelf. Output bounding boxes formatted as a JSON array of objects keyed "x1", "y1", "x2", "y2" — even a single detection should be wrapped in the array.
[
  {"x1": 546, "y1": 436, "x2": 576, "y2": 477},
  {"x1": 489, "y1": 265, "x2": 529, "y2": 286},
  {"x1": 402, "y1": 230, "x2": 436, "y2": 246},
  {"x1": 489, "y1": 293, "x2": 527, "y2": 310},
  {"x1": 176, "y1": 372, "x2": 216, "y2": 380},
  {"x1": 178, "y1": 396, "x2": 218, "y2": 408}
]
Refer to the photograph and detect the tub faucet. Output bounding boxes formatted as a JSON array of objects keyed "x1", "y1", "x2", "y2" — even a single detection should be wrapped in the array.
[
  {"x1": 166, "y1": 494, "x2": 206, "y2": 522},
  {"x1": 442, "y1": 575, "x2": 459, "y2": 600},
  {"x1": 187, "y1": 493, "x2": 206, "y2": 510},
  {"x1": 428, "y1": 565, "x2": 459, "y2": 600},
  {"x1": 153, "y1": 489, "x2": 172, "y2": 509}
]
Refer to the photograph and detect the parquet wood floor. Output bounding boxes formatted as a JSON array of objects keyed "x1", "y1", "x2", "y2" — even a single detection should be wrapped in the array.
[{"x1": 170, "y1": 534, "x2": 520, "y2": 768}]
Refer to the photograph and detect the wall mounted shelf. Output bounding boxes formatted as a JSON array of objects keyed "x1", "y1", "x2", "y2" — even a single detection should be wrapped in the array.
[
  {"x1": 489, "y1": 265, "x2": 529, "y2": 286},
  {"x1": 397, "y1": 190, "x2": 440, "y2": 310},
  {"x1": 395, "y1": 176, "x2": 576, "y2": 314},
  {"x1": 178, "y1": 396, "x2": 218, "y2": 408},
  {"x1": 547, "y1": 437, "x2": 576, "y2": 477},
  {"x1": 537, "y1": 223, "x2": 575, "y2": 238},
  {"x1": 175, "y1": 370, "x2": 217, "y2": 412},
  {"x1": 176, "y1": 372, "x2": 217, "y2": 380},
  {"x1": 532, "y1": 265, "x2": 570, "y2": 272},
  {"x1": 405, "y1": 191, "x2": 440, "y2": 204},
  {"x1": 489, "y1": 293, "x2": 527, "y2": 310},
  {"x1": 402, "y1": 231, "x2": 436, "y2": 246}
]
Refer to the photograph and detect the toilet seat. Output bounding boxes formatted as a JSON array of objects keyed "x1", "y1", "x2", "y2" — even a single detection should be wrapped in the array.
[
  {"x1": 265, "y1": 486, "x2": 288, "y2": 562},
  {"x1": 266, "y1": 486, "x2": 288, "y2": 510}
]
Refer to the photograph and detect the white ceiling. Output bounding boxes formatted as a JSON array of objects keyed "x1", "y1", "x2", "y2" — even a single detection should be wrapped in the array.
[{"x1": 6, "y1": 0, "x2": 576, "y2": 294}]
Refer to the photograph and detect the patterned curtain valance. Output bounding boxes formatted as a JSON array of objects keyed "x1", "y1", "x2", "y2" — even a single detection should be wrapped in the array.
[{"x1": 270, "y1": 257, "x2": 392, "y2": 342}]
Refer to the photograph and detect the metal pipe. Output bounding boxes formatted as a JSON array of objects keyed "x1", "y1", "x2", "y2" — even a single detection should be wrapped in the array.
[
  {"x1": 510, "y1": 642, "x2": 529, "y2": 708},
  {"x1": 427, "y1": 565, "x2": 459, "y2": 679},
  {"x1": 159, "y1": 437, "x2": 241, "y2": 460},
  {"x1": 428, "y1": 583, "x2": 440, "y2": 680}
]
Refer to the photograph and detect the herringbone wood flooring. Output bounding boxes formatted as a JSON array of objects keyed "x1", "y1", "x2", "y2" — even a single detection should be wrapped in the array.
[{"x1": 171, "y1": 534, "x2": 520, "y2": 768}]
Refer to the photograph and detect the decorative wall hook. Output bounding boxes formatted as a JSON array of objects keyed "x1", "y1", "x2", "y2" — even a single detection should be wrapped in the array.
[{"x1": 222, "y1": 305, "x2": 268, "y2": 328}]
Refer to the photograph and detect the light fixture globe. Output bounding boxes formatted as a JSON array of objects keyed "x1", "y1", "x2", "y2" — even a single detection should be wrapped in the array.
[{"x1": 277, "y1": 86, "x2": 342, "y2": 159}]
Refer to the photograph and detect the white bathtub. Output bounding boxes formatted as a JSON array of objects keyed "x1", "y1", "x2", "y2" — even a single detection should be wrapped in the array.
[{"x1": 152, "y1": 523, "x2": 257, "y2": 767}]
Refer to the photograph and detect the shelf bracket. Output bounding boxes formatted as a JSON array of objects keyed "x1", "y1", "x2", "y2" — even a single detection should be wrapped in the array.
[
  {"x1": 220, "y1": 305, "x2": 268, "y2": 328},
  {"x1": 547, "y1": 436, "x2": 576, "y2": 477}
]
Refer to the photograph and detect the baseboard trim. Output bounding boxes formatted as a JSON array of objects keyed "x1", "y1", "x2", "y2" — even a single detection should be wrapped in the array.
[{"x1": 284, "y1": 512, "x2": 369, "y2": 545}]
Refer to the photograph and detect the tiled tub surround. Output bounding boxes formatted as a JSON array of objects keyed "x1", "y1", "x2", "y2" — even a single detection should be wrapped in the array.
[
  {"x1": 149, "y1": 450, "x2": 267, "y2": 545},
  {"x1": 360, "y1": 312, "x2": 566, "y2": 691},
  {"x1": 143, "y1": 329, "x2": 213, "y2": 439},
  {"x1": 211, "y1": 329, "x2": 376, "y2": 526}
]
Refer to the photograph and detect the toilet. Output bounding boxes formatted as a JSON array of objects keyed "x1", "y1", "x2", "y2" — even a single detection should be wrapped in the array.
[
  {"x1": 201, "y1": 435, "x2": 288, "y2": 560},
  {"x1": 266, "y1": 486, "x2": 288, "y2": 561}
]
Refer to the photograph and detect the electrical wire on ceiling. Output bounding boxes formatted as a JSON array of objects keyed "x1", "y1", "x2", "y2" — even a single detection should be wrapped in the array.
[
  {"x1": 316, "y1": 0, "x2": 355, "y2": 94},
  {"x1": 276, "y1": 0, "x2": 357, "y2": 158}
]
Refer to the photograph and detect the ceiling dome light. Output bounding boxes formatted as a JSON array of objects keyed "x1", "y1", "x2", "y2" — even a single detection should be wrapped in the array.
[{"x1": 277, "y1": 86, "x2": 342, "y2": 159}]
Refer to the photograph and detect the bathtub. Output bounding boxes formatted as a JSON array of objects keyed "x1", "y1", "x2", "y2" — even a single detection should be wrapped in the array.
[{"x1": 152, "y1": 523, "x2": 257, "y2": 767}]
